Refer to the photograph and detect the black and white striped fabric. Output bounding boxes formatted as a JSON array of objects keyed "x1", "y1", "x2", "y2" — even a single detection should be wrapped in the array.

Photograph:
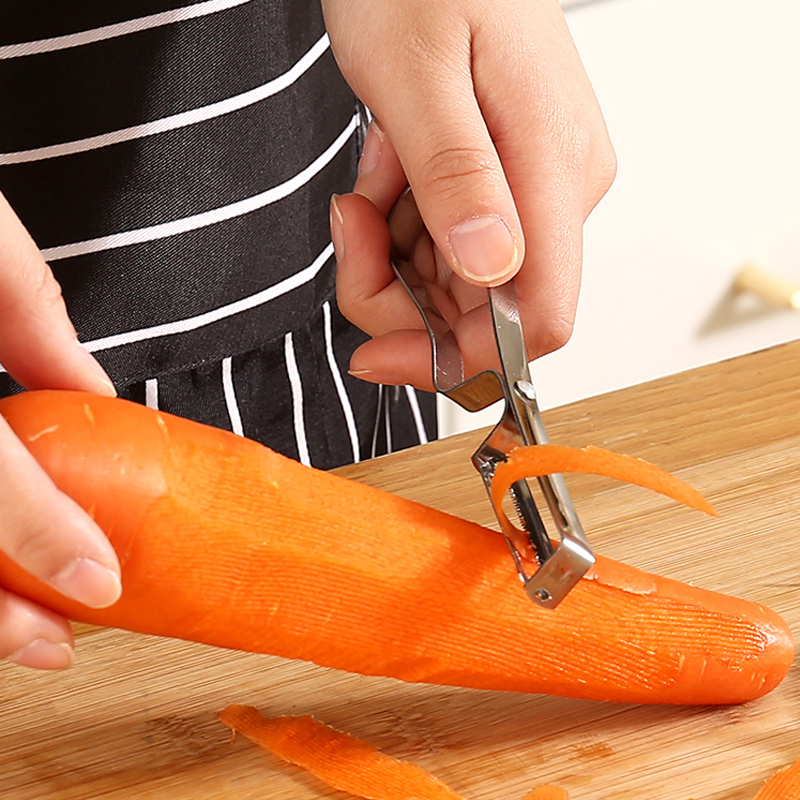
[{"x1": 0, "y1": 0, "x2": 436, "y2": 469}]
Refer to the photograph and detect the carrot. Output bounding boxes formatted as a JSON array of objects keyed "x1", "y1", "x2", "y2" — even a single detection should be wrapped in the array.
[
  {"x1": 0, "y1": 390, "x2": 792, "y2": 705},
  {"x1": 219, "y1": 705, "x2": 467, "y2": 800},
  {"x1": 219, "y1": 704, "x2": 571, "y2": 800},
  {"x1": 492, "y1": 444, "x2": 717, "y2": 547},
  {"x1": 220, "y1": 704, "x2": 800, "y2": 800},
  {"x1": 753, "y1": 756, "x2": 800, "y2": 799},
  {"x1": 521, "y1": 788, "x2": 569, "y2": 800}
]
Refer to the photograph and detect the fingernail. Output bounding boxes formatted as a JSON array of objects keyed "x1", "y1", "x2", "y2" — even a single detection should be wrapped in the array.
[
  {"x1": 7, "y1": 639, "x2": 74, "y2": 670},
  {"x1": 52, "y1": 557, "x2": 122, "y2": 608},
  {"x1": 447, "y1": 216, "x2": 519, "y2": 283},
  {"x1": 330, "y1": 194, "x2": 345, "y2": 261},
  {"x1": 75, "y1": 341, "x2": 117, "y2": 397},
  {"x1": 348, "y1": 368, "x2": 407, "y2": 385},
  {"x1": 358, "y1": 120, "x2": 384, "y2": 176}
]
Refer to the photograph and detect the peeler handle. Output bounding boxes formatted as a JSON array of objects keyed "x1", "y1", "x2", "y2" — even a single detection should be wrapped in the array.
[{"x1": 389, "y1": 188, "x2": 594, "y2": 608}]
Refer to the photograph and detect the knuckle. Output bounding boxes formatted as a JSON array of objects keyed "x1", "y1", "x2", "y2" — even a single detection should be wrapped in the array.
[
  {"x1": 27, "y1": 259, "x2": 66, "y2": 312},
  {"x1": 549, "y1": 113, "x2": 616, "y2": 180},
  {"x1": 534, "y1": 316, "x2": 574, "y2": 358},
  {"x1": 545, "y1": 115, "x2": 617, "y2": 211},
  {"x1": 416, "y1": 145, "x2": 500, "y2": 203},
  {"x1": 525, "y1": 301, "x2": 575, "y2": 358},
  {"x1": 555, "y1": 119, "x2": 595, "y2": 173},
  {"x1": 335, "y1": 278, "x2": 373, "y2": 328},
  {"x1": 9, "y1": 520, "x2": 56, "y2": 569},
  {"x1": 590, "y1": 140, "x2": 618, "y2": 196},
  {"x1": 335, "y1": 285, "x2": 357, "y2": 322},
  {"x1": 0, "y1": 251, "x2": 66, "y2": 319}
]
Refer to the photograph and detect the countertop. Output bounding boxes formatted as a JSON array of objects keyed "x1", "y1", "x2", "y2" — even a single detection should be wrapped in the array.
[{"x1": 3, "y1": 340, "x2": 800, "y2": 799}]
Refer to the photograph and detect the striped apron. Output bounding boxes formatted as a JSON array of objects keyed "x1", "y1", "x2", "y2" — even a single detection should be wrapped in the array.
[{"x1": 0, "y1": 0, "x2": 437, "y2": 469}]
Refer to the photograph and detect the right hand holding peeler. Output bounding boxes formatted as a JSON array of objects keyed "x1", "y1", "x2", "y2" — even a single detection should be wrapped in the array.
[{"x1": 389, "y1": 189, "x2": 594, "y2": 609}]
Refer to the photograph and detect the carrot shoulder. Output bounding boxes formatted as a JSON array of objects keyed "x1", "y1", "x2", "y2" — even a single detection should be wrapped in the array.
[{"x1": 0, "y1": 390, "x2": 792, "y2": 705}]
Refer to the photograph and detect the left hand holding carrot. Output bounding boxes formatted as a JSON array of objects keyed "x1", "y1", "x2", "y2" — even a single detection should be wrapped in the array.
[{"x1": 0, "y1": 192, "x2": 121, "y2": 671}]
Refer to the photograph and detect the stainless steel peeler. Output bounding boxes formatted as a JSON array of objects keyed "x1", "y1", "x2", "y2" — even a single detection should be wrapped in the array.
[{"x1": 388, "y1": 190, "x2": 594, "y2": 608}]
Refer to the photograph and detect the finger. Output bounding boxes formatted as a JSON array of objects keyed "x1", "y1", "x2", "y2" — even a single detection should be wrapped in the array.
[
  {"x1": 352, "y1": 119, "x2": 408, "y2": 216},
  {"x1": 348, "y1": 329, "x2": 435, "y2": 390},
  {"x1": 1, "y1": 588, "x2": 74, "y2": 670},
  {"x1": 0, "y1": 414, "x2": 121, "y2": 609},
  {"x1": 0, "y1": 192, "x2": 115, "y2": 395},
  {"x1": 348, "y1": 303, "x2": 501, "y2": 391},
  {"x1": 333, "y1": 192, "x2": 426, "y2": 337},
  {"x1": 470, "y1": 6, "x2": 616, "y2": 356},
  {"x1": 353, "y1": 25, "x2": 524, "y2": 287}
]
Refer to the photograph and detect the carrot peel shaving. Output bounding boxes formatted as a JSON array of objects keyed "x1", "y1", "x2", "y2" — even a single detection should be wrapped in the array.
[
  {"x1": 219, "y1": 703, "x2": 800, "y2": 800},
  {"x1": 521, "y1": 787, "x2": 570, "y2": 800},
  {"x1": 491, "y1": 444, "x2": 717, "y2": 543},
  {"x1": 753, "y1": 755, "x2": 800, "y2": 799},
  {"x1": 218, "y1": 704, "x2": 468, "y2": 800},
  {"x1": 219, "y1": 704, "x2": 572, "y2": 800}
]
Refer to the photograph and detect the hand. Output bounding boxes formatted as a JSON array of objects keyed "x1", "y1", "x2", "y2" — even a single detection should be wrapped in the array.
[
  {"x1": 0, "y1": 191, "x2": 121, "y2": 670},
  {"x1": 323, "y1": 0, "x2": 616, "y2": 389}
]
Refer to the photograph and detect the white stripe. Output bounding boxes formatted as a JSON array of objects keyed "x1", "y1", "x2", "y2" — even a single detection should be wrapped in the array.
[
  {"x1": 370, "y1": 385, "x2": 383, "y2": 460},
  {"x1": 322, "y1": 301, "x2": 360, "y2": 463},
  {"x1": 221, "y1": 357, "x2": 244, "y2": 436},
  {"x1": 80, "y1": 242, "x2": 333, "y2": 355},
  {"x1": 384, "y1": 388, "x2": 393, "y2": 455},
  {"x1": 0, "y1": 34, "x2": 330, "y2": 165},
  {"x1": 404, "y1": 385, "x2": 429, "y2": 445},
  {"x1": 144, "y1": 378, "x2": 159, "y2": 409},
  {"x1": 0, "y1": 0, "x2": 253, "y2": 60},
  {"x1": 41, "y1": 114, "x2": 358, "y2": 262},
  {"x1": 284, "y1": 333, "x2": 310, "y2": 466},
  {"x1": 0, "y1": 242, "x2": 332, "y2": 376}
]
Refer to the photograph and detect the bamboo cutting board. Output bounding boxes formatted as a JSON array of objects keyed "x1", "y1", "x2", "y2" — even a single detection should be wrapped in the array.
[{"x1": 3, "y1": 341, "x2": 800, "y2": 800}]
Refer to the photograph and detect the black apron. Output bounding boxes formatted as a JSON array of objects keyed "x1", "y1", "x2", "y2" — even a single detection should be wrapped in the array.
[{"x1": 0, "y1": 0, "x2": 437, "y2": 469}]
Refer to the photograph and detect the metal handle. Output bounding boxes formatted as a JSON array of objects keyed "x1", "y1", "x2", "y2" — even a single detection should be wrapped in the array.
[{"x1": 389, "y1": 188, "x2": 595, "y2": 608}]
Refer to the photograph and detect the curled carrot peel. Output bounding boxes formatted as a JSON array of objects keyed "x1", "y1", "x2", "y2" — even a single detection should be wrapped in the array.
[
  {"x1": 0, "y1": 391, "x2": 793, "y2": 705},
  {"x1": 491, "y1": 444, "x2": 717, "y2": 545},
  {"x1": 753, "y1": 756, "x2": 800, "y2": 799},
  {"x1": 219, "y1": 705, "x2": 467, "y2": 800}
]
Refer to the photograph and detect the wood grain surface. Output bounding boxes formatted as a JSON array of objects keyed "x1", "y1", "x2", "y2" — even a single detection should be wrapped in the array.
[{"x1": 2, "y1": 340, "x2": 799, "y2": 800}]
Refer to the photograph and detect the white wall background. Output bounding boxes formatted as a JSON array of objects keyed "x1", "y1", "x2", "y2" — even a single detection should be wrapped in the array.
[{"x1": 440, "y1": 0, "x2": 800, "y2": 435}]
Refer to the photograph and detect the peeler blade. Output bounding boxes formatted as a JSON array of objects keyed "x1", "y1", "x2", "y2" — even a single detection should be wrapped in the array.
[{"x1": 389, "y1": 189, "x2": 594, "y2": 608}]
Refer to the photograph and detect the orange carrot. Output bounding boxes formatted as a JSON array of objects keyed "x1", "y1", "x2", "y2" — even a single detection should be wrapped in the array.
[
  {"x1": 492, "y1": 444, "x2": 717, "y2": 547},
  {"x1": 219, "y1": 704, "x2": 571, "y2": 800},
  {"x1": 220, "y1": 704, "x2": 800, "y2": 800},
  {"x1": 753, "y1": 756, "x2": 800, "y2": 799},
  {"x1": 0, "y1": 390, "x2": 793, "y2": 705},
  {"x1": 219, "y1": 705, "x2": 467, "y2": 800},
  {"x1": 520, "y1": 788, "x2": 569, "y2": 800}
]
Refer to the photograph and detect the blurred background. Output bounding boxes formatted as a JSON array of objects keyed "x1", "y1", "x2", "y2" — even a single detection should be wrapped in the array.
[{"x1": 440, "y1": 0, "x2": 800, "y2": 435}]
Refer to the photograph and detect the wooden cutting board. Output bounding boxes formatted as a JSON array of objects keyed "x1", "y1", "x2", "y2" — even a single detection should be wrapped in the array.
[{"x1": 3, "y1": 340, "x2": 800, "y2": 800}]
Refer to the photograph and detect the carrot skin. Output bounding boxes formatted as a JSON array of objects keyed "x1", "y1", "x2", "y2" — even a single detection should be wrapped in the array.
[
  {"x1": 218, "y1": 705, "x2": 572, "y2": 800},
  {"x1": 219, "y1": 705, "x2": 467, "y2": 800},
  {"x1": 521, "y1": 787, "x2": 570, "y2": 800},
  {"x1": 753, "y1": 756, "x2": 800, "y2": 800},
  {"x1": 0, "y1": 390, "x2": 793, "y2": 705}
]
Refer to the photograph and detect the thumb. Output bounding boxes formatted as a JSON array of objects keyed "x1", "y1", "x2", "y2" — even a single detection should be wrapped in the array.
[
  {"x1": 0, "y1": 192, "x2": 115, "y2": 395},
  {"x1": 373, "y1": 59, "x2": 524, "y2": 287}
]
